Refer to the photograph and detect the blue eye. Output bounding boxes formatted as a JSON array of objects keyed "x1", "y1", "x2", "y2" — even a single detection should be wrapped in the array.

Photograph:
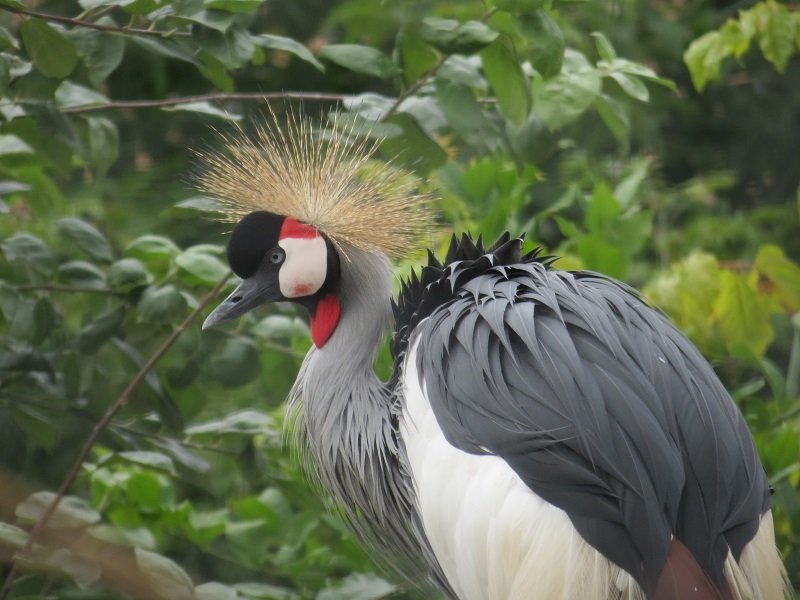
[{"x1": 269, "y1": 248, "x2": 285, "y2": 265}]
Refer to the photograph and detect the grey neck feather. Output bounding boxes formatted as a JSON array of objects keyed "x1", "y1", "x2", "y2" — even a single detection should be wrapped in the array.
[
  {"x1": 286, "y1": 245, "x2": 454, "y2": 596},
  {"x1": 288, "y1": 245, "x2": 401, "y2": 517}
]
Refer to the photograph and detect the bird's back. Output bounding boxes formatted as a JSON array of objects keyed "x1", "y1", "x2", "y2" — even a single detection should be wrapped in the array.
[{"x1": 393, "y1": 234, "x2": 788, "y2": 600}]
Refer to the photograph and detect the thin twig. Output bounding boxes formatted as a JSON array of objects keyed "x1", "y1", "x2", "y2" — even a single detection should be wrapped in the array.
[
  {"x1": 15, "y1": 283, "x2": 122, "y2": 295},
  {"x1": 0, "y1": 273, "x2": 231, "y2": 600},
  {"x1": 55, "y1": 91, "x2": 356, "y2": 114},
  {"x1": 383, "y1": 55, "x2": 448, "y2": 120},
  {"x1": 0, "y1": 3, "x2": 191, "y2": 38}
]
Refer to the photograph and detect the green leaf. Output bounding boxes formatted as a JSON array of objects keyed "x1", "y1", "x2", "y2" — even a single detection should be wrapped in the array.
[
  {"x1": 435, "y1": 78, "x2": 499, "y2": 151},
  {"x1": 137, "y1": 285, "x2": 188, "y2": 324},
  {"x1": 0, "y1": 134, "x2": 34, "y2": 155},
  {"x1": 176, "y1": 247, "x2": 229, "y2": 285},
  {"x1": 197, "y1": 50, "x2": 234, "y2": 92},
  {"x1": 591, "y1": 31, "x2": 616, "y2": 62},
  {"x1": 594, "y1": 93, "x2": 629, "y2": 141},
  {"x1": 607, "y1": 71, "x2": 649, "y2": 102},
  {"x1": 1, "y1": 232, "x2": 52, "y2": 267},
  {"x1": 37, "y1": 547, "x2": 102, "y2": 587},
  {"x1": 58, "y1": 217, "x2": 114, "y2": 262},
  {"x1": 196, "y1": 27, "x2": 255, "y2": 70},
  {"x1": 420, "y1": 17, "x2": 498, "y2": 55},
  {"x1": 0, "y1": 522, "x2": 27, "y2": 549},
  {"x1": 58, "y1": 260, "x2": 107, "y2": 288},
  {"x1": 318, "y1": 44, "x2": 400, "y2": 79},
  {"x1": 55, "y1": 81, "x2": 110, "y2": 110},
  {"x1": 575, "y1": 235, "x2": 626, "y2": 279},
  {"x1": 165, "y1": 101, "x2": 241, "y2": 121},
  {"x1": 107, "y1": 257, "x2": 153, "y2": 291},
  {"x1": 20, "y1": 18, "x2": 78, "y2": 79},
  {"x1": 585, "y1": 182, "x2": 620, "y2": 234},
  {"x1": 755, "y1": 0, "x2": 796, "y2": 72},
  {"x1": 683, "y1": 18, "x2": 750, "y2": 92},
  {"x1": 714, "y1": 270, "x2": 774, "y2": 358},
  {"x1": 480, "y1": 35, "x2": 530, "y2": 124},
  {"x1": 196, "y1": 582, "x2": 239, "y2": 600},
  {"x1": 70, "y1": 25, "x2": 125, "y2": 87},
  {"x1": 493, "y1": 0, "x2": 552, "y2": 12},
  {"x1": 84, "y1": 116, "x2": 119, "y2": 177},
  {"x1": 16, "y1": 491, "x2": 101, "y2": 528},
  {"x1": 76, "y1": 307, "x2": 125, "y2": 354},
  {"x1": 252, "y1": 315, "x2": 309, "y2": 341},
  {"x1": 235, "y1": 581, "x2": 298, "y2": 599},
  {"x1": 126, "y1": 234, "x2": 181, "y2": 262},
  {"x1": 525, "y1": 9, "x2": 564, "y2": 79},
  {"x1": 119, "y1": 450, "x2": 176, "y2": 474},
  {"x1": 135, "y1": 547, "x2": 195, "y2": 600},
  {"x1": 186, "y1": 409, "x2": 276, "y2": 436},
  {"x1": 531, "y1": 49, "x2": 601, "y2": 129},
  {"x1": 210, "y1": 338, "x2": 262, "y2": 388},
  {"x1": 398, "y1": 27, "x2": 439, "y2": 87},
  {"x1": 204, "y1": 0, "x2": 264, "y2": 11},
  {"x1": 317, "y1": 573, "x2": 397, "y2": 600},
  {"x1": 381, "y1": 112, "x2": 447, "y2": 173},
  {"x1": 253, "y1": 34, "x2": 324, "y2": 71},
  {"x1": 755, "y1": 244, "x2": 800, "y2": 311}
]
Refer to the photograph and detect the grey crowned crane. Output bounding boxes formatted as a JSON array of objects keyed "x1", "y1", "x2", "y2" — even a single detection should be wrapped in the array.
[{"x1": 199, "y1": 119, "x2": 789, "y2": 600}]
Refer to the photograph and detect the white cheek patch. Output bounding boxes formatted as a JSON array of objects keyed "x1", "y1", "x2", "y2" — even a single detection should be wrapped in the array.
[{"x1": 278, "y1": 236, "x2": 328, "y2": 298}]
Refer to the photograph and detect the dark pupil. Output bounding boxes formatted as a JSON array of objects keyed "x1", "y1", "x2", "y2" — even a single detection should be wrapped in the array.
[{"x1": 270, "y1": 251, "x2": 284, "y2": 264}]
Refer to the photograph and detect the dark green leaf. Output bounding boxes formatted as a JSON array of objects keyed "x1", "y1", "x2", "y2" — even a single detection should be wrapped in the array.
[
  {"x1": 1, "y1": 232, "x2": 52, "y2": 267},
  {"x1": 196, "y1": 27, "x2": 254, "y2": 70},
  {"x1": 85, "y1": 116, "x2": 119, "y2": 177},
  {"x1": 176, "y1": 247, "x2": 229, "y2": 285},
  {"x1": 197, "y1": 50, "x2": 235, "y2": 91},
  {"x1": 107, "y1": 257, "x2": 153, "y2": 291},
  {"x1": 209, "y1": 338, "x2": 262, "y2": 387},
  {"x1": 594, "y1": 93, "x2": 629, "y2": 142},
  {"x1": 492, "y1": 0, "x2": 551, "y2": 12},
  {"x1": 137, "y1": 285, "x2": 188, "y2": 324},
  {"x1": 76, "y1": 307, "x2": 125, "y2": 354},
  {"x1": 318, "y1": 44, "x2": 400, "y2": 79},
  {"x1": 525, "y1": 9, "x2": 564, "y2": 79},
  {"x1": 20, "y1": 18, "x2": 78, "y2": 79},
  {"x1": 57, "y1": 260, "x2": 106, "y2": 288},
  {"x1": 71, "y1": 25, "x2": 125, "y2": 86},
  {"x1": 381, "y1": 112, "x2": 447, "y2": 173},
  {"x1": 58, "y1": 217, "x2": 113, "y2": 262},
  {"x1": 420, "y1": 17, "x2": 498, "y2": 55},
  {"x1": 397, "y1": 27, "x2": 439, "y2": 87},
  {"x1": 481, "y1": 35, "x2": 530, "y2": 124},
  {"x1": 435, "y1": 78, "x2": 499, "y2": 151}
]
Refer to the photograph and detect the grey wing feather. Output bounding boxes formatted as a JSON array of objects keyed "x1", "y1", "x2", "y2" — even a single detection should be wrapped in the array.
[{"x1": 412, "y1": 264, "x2": 769, "y2": 593}]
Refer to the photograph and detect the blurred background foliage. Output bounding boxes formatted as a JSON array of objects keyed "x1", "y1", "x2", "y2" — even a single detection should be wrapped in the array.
[{"x1": 0, "y1": 0, "x2": 798, "y2": 598}]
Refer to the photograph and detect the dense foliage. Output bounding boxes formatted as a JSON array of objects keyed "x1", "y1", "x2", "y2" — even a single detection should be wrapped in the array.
[{"x1": 0, "y1": 0, "x2": 798, "y2": 598}]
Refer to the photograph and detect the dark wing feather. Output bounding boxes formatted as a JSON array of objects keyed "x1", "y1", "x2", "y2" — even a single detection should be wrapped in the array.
[{"x1": 407, "y1": 247, "x2": 769, "y2": 594}]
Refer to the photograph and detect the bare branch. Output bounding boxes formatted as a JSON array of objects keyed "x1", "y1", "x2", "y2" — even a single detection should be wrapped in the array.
[
  {"x1": 0, "y1": 273, "x2": 232, "y2": 600},
  {"x1": 0, "y1": 3, "x2": 191, "y2": 38},
  {"x1": 57, "y1": 91, "x2": 359, "y2": 114}
]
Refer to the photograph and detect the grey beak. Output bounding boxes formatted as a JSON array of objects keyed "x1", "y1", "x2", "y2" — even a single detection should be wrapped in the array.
[{"x1": 202, "y1": 273, "x2": 282, "y2": 330}]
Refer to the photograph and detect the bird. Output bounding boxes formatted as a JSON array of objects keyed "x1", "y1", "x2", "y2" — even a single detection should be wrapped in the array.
[{"x1": 199, "y1": 115, "x2": 790, "y2": 600}]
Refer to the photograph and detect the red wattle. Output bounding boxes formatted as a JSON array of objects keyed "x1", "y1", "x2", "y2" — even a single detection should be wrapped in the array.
[
  {"x1": 310, "y1": 295, "x2": 340, "y2": 348},
  {"x1": 279, "y1": 217, "x2": 319, "y2": 240}
]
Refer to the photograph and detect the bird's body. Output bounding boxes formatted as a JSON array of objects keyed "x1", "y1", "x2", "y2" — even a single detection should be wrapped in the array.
[{"x1": 200, "y1": 118, "x2": 789, "y2": 599}]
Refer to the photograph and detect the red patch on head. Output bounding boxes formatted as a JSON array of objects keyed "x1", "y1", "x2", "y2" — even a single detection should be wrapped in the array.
[
  {"x1": 279, "y1": 217, "x2": 319, "y2": 240},
  {"x1": 310, "y1": 295, "x2": 340, "y2": 348}
]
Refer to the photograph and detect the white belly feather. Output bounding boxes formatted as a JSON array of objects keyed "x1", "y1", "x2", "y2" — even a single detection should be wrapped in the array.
[{"x1": 399, "y1": 344, "x2": 643, "y2": 600}]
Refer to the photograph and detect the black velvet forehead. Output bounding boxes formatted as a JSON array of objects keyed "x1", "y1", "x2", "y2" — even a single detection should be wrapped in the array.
[{"x1": 227, "y1": 211, "x2": 284, "y2": 278}]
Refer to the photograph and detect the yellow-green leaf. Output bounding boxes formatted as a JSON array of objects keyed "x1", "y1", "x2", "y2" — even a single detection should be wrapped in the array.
[{"x1": 714, "y1": 270, "x2": 774, "y2": 358}]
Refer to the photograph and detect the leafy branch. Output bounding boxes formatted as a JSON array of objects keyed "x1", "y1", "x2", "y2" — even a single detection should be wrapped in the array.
[
  {"x1": 0, "y1": 2, "x2": 191, "y2": 38},
  {"x1": 0, "y1": 273, "x2": 232, "y2": 599}
]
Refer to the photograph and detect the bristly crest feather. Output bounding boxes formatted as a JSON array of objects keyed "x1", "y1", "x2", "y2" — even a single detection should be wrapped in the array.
[{"x1": 195, "y1": 112, "x2": 432, "y2": 259}]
